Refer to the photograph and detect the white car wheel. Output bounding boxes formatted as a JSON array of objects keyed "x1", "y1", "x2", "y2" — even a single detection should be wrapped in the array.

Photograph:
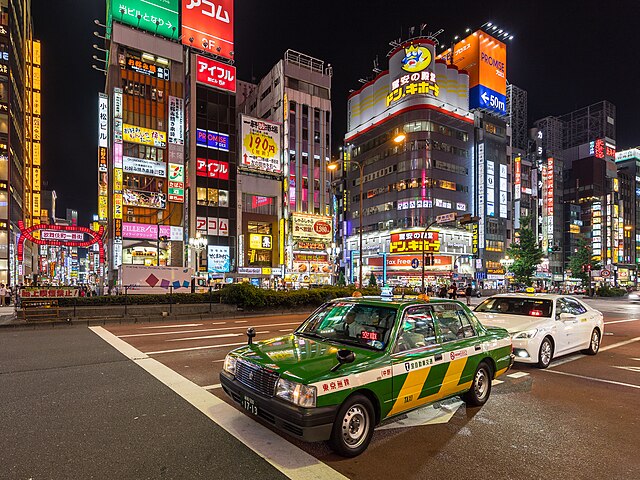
[{"x1": 537, "y1": 337, "x2": 553, "y2": 369}]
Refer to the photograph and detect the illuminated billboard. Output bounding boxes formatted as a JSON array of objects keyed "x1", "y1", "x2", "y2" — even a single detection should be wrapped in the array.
[
  {"x1": 196, "y1": 128, "x2": 229, "y2": 151},
  {"x1": 182, "y1": 0, "x2": 234, "y2": 61},
  {"x1": 440, "y1": 30, "x2": 507, "y2": 115},
  {"x1": 123, "y1": 124, "x2": 167, "y2": 148},
  {"x1": 168, "y1": 163, "x2": 184, "y2": 202},
  {"x1": 123, "y1": 189, "x2": 166, "y2": 209},
  {"x1": 196, "y1": 55, "x2": 236, "y2": 93},
  {"x1": 108, "y1": 0, "x2": 179, "y2": 40},
  {"x1": 240, "y1": 115, "x2": 281, "y2": 175},
  {"x1": 196, "y1": 158, "x2": 229, "y2": 179},
  {"x1": 291, "y1": 214, "x2": 332, "y2": 241},
  {"x1": 208, "y1": 245, "x2": 231, "y2": 273}
]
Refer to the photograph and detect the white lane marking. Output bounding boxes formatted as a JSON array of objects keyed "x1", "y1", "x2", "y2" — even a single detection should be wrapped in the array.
[
  {"x1": 202, "y1": 384, "x2": 222, "y2": 390},
  {"x1": 145, "y1": 342, "x2": 247, "y2": 355},
  {"x1": 613, "y1": 366, "x2": 640, "y2": 373},
  {"x1": 544, "y1": 369, "x2": 640, "y2": 390},
  {"x1": 89, "y1": 327, "x2": 346, "y2": 480},
  {"x1": 548, "y1": 354, "x2": 582, "y2": 367},
  {"x1": 166, "y1": 332, "x2": 272, "y2": 342},
  {"x1": 166, "y1": 333, "x2": 242, "y2": 342},
  {"x1": 118, "y1": 322, "x2": 300, "y2": 338},
  {"x1": 234, "y1": 320, "x2": 248, "y2": 323},
  {"x1": 506, "y1": 372, "x2": 529, "y2": 379},
  {"x1": 279, "y1": 329, "x2": 292, "y2": 332},
  {"x1": 600, "y1": 336, "x2": 640, "y2": 352},
  {"x1": 492, "y1": 379, "x2": 504, "y2": 385},
  {"x1": 550, "y1": 336, "x2": 640, "y2": 368},
  {"x1": 605, "y1": 318, "x2": 640, "y2": 325},
  {"x1": 140, "y1": 324, "x2": 203, "y2": 329}
]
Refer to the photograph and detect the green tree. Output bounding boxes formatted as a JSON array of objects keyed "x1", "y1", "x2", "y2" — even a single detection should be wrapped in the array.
[
  {"x1": 568, "y1": 237, "x2": 600, "y2": 286},
  {"x1": 506, "y1": 216, "x2": 543, "y2": 286},
  {"x1": 337, "y1": 271, "x2": 346, "y2": 286},
  {"x1": 368, "y1": 272, "x2": 378, "y2": 287}
]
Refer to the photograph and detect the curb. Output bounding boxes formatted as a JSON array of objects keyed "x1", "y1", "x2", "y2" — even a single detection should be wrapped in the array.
[{"x1": 0, "y1": 309, "x2": 313, "y2": 330}]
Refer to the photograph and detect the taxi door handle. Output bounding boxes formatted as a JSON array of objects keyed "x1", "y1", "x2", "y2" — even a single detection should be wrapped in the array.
[
  {"x1": 475, "y1": 345, "x2": 481, "y2": 351},
  {"x1": 435, "y1": 354, "x2": 443, "y2": 361}
]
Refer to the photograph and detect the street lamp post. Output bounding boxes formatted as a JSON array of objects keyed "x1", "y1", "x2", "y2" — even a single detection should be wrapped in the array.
[
  {"x1": 188, "y1": 234, "x2": 207, "y2": 276},
  {"x1": 326, "y1": 242, "x2": 341, "y2": 285},
  {"x1": 421, "y1": 219, "x2": 438, "y2": 294}
]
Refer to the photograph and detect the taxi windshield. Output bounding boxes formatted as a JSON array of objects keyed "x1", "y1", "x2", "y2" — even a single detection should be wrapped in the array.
[
  {"x1": 296, "y1": 302, "x2": 397, "y2": 351},
  {"x1": 475, "y1": 297, "x2": 553, "y2": 318}
]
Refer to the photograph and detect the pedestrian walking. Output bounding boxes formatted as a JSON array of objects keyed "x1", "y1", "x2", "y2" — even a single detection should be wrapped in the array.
[
  {"x1": 439, "y1": 284, "x2": 448, "y2": 298},
  {"x1": 465, "y1": 284, "x2": 473, "y2": 306},
  {"x1": 0, "y1": 284, "x2": 6, "y2": 306},
  {"x1": 5, "y1": 285, "x2": 12, "y2": 306}
]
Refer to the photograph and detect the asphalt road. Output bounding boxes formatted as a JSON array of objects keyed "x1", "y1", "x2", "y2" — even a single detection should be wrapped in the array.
[{"x1": 2, "y1": 297, "x2": 639, "y2": 479}]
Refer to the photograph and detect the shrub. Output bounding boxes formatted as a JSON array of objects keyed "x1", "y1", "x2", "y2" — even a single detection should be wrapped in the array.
[{"x1": 596, "y1": 285, "x2": 626, "y2": 297}]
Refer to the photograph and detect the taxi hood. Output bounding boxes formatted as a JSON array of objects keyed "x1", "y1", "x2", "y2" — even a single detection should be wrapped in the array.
[
  {"x1": 474, "y1": 312, "x2": 547, "y2": 334},
  {"x1": 229, "y1": 333, "x2": 380, "y2": 383}
]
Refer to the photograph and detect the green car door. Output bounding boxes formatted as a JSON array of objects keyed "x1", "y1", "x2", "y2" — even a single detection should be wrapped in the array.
[
  {"x1": 432, "y1": 303, "x2": 485, "y2": 397},
  {"x1": 387, "y1": 304, "x2": 447, "y2": 418}
]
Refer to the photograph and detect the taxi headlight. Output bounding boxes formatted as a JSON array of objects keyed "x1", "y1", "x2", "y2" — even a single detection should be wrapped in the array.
[
  {"x1": 275, "y1": 378, "x2": 316, "y2": 408},
  {"x1": 513, "y1": 329, "x2": 538, "y2": 340},
  {"x1": 223, "y1": 354, "x2": 237, "y2": 376}
]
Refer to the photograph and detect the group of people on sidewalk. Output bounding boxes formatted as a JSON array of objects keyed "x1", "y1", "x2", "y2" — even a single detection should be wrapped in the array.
[
  {"x1": 423, "y1": 282, "x2": 475, "y2": 305},
  {"x1": 0, "y1": 284, "x2": 15, "y2": 307}
]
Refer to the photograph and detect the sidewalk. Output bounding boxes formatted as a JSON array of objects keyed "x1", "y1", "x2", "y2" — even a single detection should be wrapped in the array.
[{"x1": 0, "y1": 305, "x2": 17, "y2": 325}]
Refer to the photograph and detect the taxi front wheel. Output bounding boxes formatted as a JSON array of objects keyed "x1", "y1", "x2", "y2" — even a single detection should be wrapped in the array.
[
  {"x1": 329, "y1": 394, "x2": 375, "y2": 457},
  {"x1": 463, "y1": 362, "x2": 492, "y2": 407}
]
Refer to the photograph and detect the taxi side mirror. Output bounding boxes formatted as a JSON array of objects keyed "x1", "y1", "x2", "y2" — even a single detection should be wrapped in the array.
[
  {"x1": 331, "y1": 349, "x2": 355, "y2": 372},
  {"x1": 558, "y1": 312, "x2": 576, "y2": 321}
]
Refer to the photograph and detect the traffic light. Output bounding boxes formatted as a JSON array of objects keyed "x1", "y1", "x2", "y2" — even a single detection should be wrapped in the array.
[{"x1": 459, "y1": 214, "x2": 480, "y2": 225}]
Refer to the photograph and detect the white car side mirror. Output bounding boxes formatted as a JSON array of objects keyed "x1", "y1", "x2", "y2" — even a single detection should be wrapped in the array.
[{"x1": 558, "y1": 312, "x2": 576, "y2": 321}]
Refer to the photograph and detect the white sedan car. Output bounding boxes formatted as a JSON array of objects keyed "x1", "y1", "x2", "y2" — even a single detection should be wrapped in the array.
[{"x1": 473, "y1": 294, "x2": 604, "y2": 368}]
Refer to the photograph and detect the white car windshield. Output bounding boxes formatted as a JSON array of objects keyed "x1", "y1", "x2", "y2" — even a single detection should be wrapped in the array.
[{"x1": 475, "y1": 297, "x2": 553, "y2": 318}]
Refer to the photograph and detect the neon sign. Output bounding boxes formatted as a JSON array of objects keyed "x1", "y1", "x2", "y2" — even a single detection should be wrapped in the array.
[{"x1": 17, "y1": 221, "x2": 105, "y2": 264}]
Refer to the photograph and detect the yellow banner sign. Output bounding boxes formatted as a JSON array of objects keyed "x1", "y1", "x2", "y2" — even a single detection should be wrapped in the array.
[{"x1": 123, "y1": 124, "x2": 167, "y2": 148}]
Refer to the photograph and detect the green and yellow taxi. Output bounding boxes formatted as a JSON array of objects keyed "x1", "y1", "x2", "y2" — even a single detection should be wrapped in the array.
[{"x1": 220, "y1": 296, "x2": 513, "y2": 456}]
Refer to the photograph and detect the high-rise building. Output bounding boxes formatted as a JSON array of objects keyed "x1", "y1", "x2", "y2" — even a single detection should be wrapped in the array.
[
  {"x1": 535, "y1": 101, "x2": 619, "y2": 285},
  {"x1": 101, "y1": 4, "x2": 186, "y2": 286},
  {"x1": 506, "y1": 84, "x2": 528, "y2": 151},
  {"x1": 240, "y1": 50, "x2": 333, "y2": 286},
  {"x1": 343, "y1": 38, "x2": 475, "y2": 287},
  {"x1": 615, "y1": 147, "x2": 640, "y2": 285},
  {"x1": 0, "y1": 1, "x2": 40, "y2": 286}
]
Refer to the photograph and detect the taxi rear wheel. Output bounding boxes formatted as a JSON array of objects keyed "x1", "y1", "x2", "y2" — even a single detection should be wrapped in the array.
[
  {"x1": 463, "y1": 361, "x2": 492, "y2": 407},
  {"x1": 329, "y1": 394, "x2": 375, "y2": 457}
]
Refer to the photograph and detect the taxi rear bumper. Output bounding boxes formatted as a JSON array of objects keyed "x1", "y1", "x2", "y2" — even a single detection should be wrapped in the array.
[{"x1": 220, "y1": 371, "x2": 337, "y2": 442}]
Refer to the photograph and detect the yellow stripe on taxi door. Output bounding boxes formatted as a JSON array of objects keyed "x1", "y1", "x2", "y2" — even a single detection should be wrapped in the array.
[{"x1": 389, "y1": 358, "x2": 470, "y2": 416}]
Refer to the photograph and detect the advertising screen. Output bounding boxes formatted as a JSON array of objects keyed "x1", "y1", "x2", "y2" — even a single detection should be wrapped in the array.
[
  {"x1": 196, "y1": 55, "x2": 236, "y2": 93},
  {"x1": 123, "y1": 189, "x2": 166, "y2": 209},
  {"x1": 182, "y1": 0, "x2": 234, "y2": 61},
  {"x1": 208, "y1": 245, "x2": 231, "y2": 273},
  {"x1": 196, "y1": 128, "x2": 229, "y2": 151},
  {"x1": 123, "y1": 124, "x2": 167, "y2": 148},
  {"x1": 240, "y1": 115, "x2": 281, "y2": 175},
  {"x1": 108, "y1": 0, "x2": 179, "y2": 40}
]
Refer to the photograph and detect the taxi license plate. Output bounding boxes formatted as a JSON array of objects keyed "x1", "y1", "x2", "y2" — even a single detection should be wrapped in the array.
[{"x1": 242, "y1": 395, "x2": 258, "y2": 416}]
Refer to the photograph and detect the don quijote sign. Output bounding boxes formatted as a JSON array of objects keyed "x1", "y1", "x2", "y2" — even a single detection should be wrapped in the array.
[{"x1": 292, "y1": 214, "x2": 332, "y2": 241}]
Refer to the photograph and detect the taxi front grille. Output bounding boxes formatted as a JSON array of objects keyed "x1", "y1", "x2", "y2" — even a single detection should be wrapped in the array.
[{"x1": 236, "y1": 360, "x2": 279, "y2": 397}]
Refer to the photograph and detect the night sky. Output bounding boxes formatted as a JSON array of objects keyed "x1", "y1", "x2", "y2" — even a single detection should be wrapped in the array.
[{"x1": 32, "y1": 0, "x2": 639, "y2": 225}]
